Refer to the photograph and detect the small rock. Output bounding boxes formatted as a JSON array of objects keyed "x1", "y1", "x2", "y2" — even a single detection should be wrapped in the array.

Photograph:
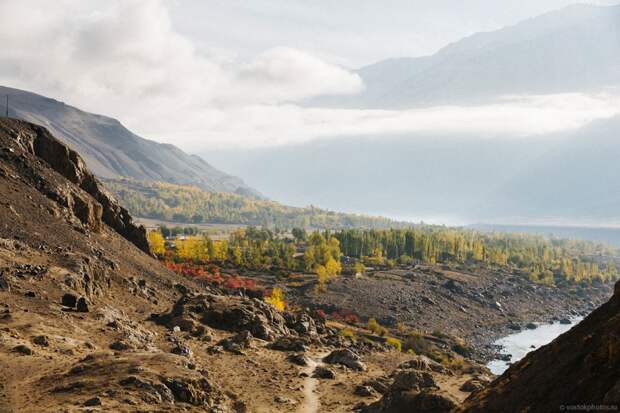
[
  {"x1": 274, "y1": 395, "x2": 297, "y2": 405},
  {"x1": 525, "y1": 323, "x2": 537, "y2": 330},
  {"x1": 62, "y1": 293, "x2": 78, "y2": 308},
  {"x1": 460, "y1": 378, "x2": 486, "y2": 392},
  {"x1": 354, "y1": 385, "x2": 375, "y2": 397},
  {"x1": 560, "y1": 318, "x2": 572, "y2": 325},
  {"x1": 287, "y1": 353, "x2": 309, "y2": 366},
  {"x1": 32, "y1": 335, "x2": 49, "y2": 347},
  {"x1": 0, "y1": 277, "x2": 10, "y2": 291},
  {"x1": 76, "y1": 297, "x2": 89, "y2": 312},
  {"x1": 110, "y1": 341, "x2": 132, "y2": 351},
  {"x1": 507, "y1": 323, "x2": 521, "y2": 331},
  {"x1": 172, "y1": 343, "x2": 193, "y2": 358},
  {"x1": 84, "y1": 397, "x2": 101, "y2": 406},
  {"x1": 13, "y1": 345, "x2": 33, "y2": 355}
]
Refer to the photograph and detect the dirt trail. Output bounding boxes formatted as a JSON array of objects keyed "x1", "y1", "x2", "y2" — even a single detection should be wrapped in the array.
[
  {"x1": 0, "y1": 371, "x2": 11, "y2": 413},
  {"x1": 298, "y1": 352, "x2": 329, "y2": 413}
]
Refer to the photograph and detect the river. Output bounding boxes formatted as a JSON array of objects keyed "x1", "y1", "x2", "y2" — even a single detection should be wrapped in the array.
[{"x1": 487, "y1": 317, "x2": 582, "y2": 375}]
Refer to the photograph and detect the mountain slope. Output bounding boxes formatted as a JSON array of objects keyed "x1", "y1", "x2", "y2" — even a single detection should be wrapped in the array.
[
  {"x1": 0, "y1": 85, "x2": 259, "y2": 196},
  {"x1": 311, "y1": 4, "x2": 620, "y2": 108},
  {"x1": 458, "y1": 280, "x2": 620, "y2": 411},
  {"x1": 104, "y1": 178, "x2": 412, "y2": 229}
]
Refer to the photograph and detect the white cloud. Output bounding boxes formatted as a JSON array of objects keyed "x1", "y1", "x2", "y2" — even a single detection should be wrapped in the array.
[
  {"x1": 153, "y1": 93, "x2": 620, "y2": 149},
  {"x1": 0, "y1": 0, "x2": 619, "y2": 151},
  {"x1": 0, "y1": 0, "x2": 362, "y2": 133}
]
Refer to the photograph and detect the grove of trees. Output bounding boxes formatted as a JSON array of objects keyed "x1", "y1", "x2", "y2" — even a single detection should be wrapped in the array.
[
  {"x1": 333, "y1": 228, "x2": 619, "y2": 285},
  {"x1": 105, "y1": 178, "x2": 408, "y2": 229}
]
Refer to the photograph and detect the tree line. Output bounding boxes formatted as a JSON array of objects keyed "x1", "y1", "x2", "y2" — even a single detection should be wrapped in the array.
[
  {"x1": 104, "y1": 178, "x2": 408, "y2": 230},
  {"x1": 332, "y1": 228, "x2": 618, "y2": 285}
]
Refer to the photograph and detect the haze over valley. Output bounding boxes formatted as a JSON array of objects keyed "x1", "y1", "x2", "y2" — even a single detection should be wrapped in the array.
[{"x1": 0, "y1": 1, "x2": 619, "y2": 412}]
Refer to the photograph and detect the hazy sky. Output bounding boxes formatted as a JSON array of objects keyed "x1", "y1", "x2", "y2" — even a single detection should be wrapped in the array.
[
  {"x1": 169, "y1": 0, "x2": 620, "y2": 67},
  {"x1": 0, "y1": 0, "x2": 619, "y2": 150}
]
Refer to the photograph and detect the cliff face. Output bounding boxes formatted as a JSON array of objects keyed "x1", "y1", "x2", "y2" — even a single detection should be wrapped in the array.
[
  {"x1": 458, "y1": 281, "x2": 620, "y2": 412},
  {"x1": 0, "y1": 118, "x2": 149, "y2": 253}
]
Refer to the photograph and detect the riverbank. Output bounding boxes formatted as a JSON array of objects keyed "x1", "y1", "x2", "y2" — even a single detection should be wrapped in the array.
[
  {"x1": 284, "y1": 263, "x2": 614, "y2": 362},
  {"x1": 486, "y1": 317, "x2": 583, "y2": 374}
]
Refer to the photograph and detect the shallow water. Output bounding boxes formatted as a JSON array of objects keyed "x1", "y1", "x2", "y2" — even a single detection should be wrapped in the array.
[{"x1": 487, "y1": 317, "x2": 582, "y2": 375}]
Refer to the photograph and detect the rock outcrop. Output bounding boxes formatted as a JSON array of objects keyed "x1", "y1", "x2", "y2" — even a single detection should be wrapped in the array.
[
  {"x1": 0, "y1": 118, "x2": 149, "y2": 253},
  {"x1": 458, "y1": 280, "x2": 620, "y2": 412},
  {"x1": 154, "y1": 293, "x2": 291, "y2": 341}
]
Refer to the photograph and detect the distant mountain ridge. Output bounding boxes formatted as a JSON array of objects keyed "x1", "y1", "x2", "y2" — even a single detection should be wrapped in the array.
[
  {"x1": 0, "y1": 85, "x2": 261, "y2": 197},
  {"x1": 310, "y1": 3, "x2": 620, "y2": 108}
]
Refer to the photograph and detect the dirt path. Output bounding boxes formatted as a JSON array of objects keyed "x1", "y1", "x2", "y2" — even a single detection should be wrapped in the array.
[
  {"x1": 298, "y1": 352, "x2": 329, "y2": 413},
  {"x1": 0, "y1": 370, "x2": 12, "y2": 413}
]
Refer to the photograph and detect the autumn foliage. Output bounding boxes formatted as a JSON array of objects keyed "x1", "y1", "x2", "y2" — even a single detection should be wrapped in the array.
[{"x1": 164, "y1": 262, "x2": 257, "y2": 290}]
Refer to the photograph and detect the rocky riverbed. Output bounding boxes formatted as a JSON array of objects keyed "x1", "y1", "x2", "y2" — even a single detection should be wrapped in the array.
[{"x1": 289, "y1": 264, "x2": 613, "y2": 362}]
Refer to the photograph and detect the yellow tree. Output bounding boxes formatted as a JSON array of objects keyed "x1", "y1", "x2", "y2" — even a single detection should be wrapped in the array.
[
  {"x1": 148, "y1": 231, "x2": 165, "y2": 256},
  {"x1": 265, "y1": 288, "x2": 285, "y2": 311}
]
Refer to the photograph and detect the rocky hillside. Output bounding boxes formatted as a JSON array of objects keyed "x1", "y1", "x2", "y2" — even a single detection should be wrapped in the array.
[
  {"x1": 0, "y1": 86, "x2": 260, "y2": 197},
  {"x1": 0, "y1": 117, "x2": 616, "y2": 412},
  {"x1": 458, "y1": 280, "x2": 620, "y2": 411},
  {"x1": 0, "y1": 118, "x2": 486, "y2": 412}
]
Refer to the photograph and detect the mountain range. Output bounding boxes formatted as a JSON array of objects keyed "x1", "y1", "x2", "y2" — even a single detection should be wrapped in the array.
[
  {"x1": 0, "y1": 85, "x2": 260, "y2": 197},
  {"x1": 208, "y1": 3, "x2": 620, "y2": 227},
  {"x1": 310, "y1": 3, "x2": 620, "y2": 108}
]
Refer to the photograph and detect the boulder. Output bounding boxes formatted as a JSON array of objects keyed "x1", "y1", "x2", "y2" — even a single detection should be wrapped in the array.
[
  {"x1": 324, "y1": 349, "x2": 367, "y2": 371},
  {"x1": 287, "y1": 353, "x2": 310, "y2": 366},
  {"x1": 13, "y1": 345, "x2": 33, "y2": 355},
  {"x1": 62, "y1": 293, "x2": 78, "y2": 308},
  {"x1": 156, "y1": 294, "x2": 289, "y2": 341},
  {"x1": 84, "y1": 397, "x2": 102, "y2": 406},
  {"x1": 161, "y1": 377, "x2": 215, "y2": 406},
  {"x1": 32, "y1": 335, "x2": 50, "y2": 347},
  {"x1": 218, "y1": 331, "x2": 254, "y2": 354},
  {"x1": 119, "y1": 376, "x2": 174, "y2": 404},
  {"x1": 354, "y1": 385, "x2": 376, "y2": 397},
  {"x1": 284, "y1": 312, "x2": 319, "y2": 336},
  {"x1": 363, "y1": 377, "x2": 391, "y2": 394},
  {"x1": 398, "y1": 355, "x2": 445, "y2": 373},
  {"x1": 460, "y1": 378, "x2": 486, "y2": 393},
  {"x1": 391, "y1": 370, "x2": 437, "y2": 392},
  {"x1": 171, "y1": 343, "x2": 193, "y2": 358},
  {"x1": 269, "y1": 336, "x2": 308, "y2": 352},
  {"x1": 312, "y1": 366, "x2": 336, "y2": 379},
  {"x1": 76, "y1": 296, "x2": 89, "y2": 312}
]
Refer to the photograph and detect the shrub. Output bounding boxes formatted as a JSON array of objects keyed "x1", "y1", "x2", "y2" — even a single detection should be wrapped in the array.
[
  {"x1": 367, "y1": 318, "x2": 388, "y2": 336},
  {"x1": 386, "y1": 336, "x2": 402, "y2": 352},
  {"x1": 403, "y1": 333, "x2": 431, "y2": 355},
  {"x1": 339, "y1": 328, "x2": 357, "y2": 342},
  {"x1": 265, "y1": 288, "x2": 286, "y2": 311},
  {"x1": 354, "y1": 262, "x2": 366, "y2": 275}
]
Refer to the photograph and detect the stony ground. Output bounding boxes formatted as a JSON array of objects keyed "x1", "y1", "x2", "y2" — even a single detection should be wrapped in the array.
[{"x1": 286, "y1": 265, "x2": 612, "y2": 361}]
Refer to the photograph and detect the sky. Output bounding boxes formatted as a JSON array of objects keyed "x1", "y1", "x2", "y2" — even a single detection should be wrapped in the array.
[{"x1": 0, "y1": 0, "x2": 619, "y2": 150}]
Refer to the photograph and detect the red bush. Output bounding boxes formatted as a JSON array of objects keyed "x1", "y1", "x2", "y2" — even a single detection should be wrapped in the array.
[{"x1": 164, "y1": 261, "x2": 258, "y2": 291}]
